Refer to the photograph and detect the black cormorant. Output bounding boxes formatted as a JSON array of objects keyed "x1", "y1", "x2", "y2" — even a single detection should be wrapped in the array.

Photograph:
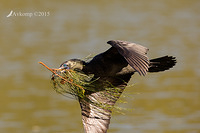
[{"x1": 58, "y1": 40, "x2": 176, "y2": 133}]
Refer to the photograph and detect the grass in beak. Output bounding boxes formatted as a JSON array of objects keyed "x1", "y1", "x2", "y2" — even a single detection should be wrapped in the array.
[{"x1": 39, "y1": 61, "x2": 131, "y2": 113}]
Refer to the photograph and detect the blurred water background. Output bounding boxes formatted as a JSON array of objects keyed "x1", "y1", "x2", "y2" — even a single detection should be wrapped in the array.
[{"x1": 0, "y1": 0, "x2": 200, "y2": 133}]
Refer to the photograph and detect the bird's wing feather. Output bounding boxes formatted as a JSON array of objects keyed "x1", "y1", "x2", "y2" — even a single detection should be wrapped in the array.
[
  {"x1": 107, "y1": 40, "x2": 150, "y2": 76},
  {"x1": 80, "y1": 92, "x2": 112, "y2": 133},
  {"x1": 79, "y1": 75, "x2": 131, "y2": 133}
]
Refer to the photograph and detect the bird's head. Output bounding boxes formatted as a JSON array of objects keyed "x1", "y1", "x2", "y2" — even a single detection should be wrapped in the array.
[{"x1": 59, "y1": 59, "x2": 85, "y2": 71}]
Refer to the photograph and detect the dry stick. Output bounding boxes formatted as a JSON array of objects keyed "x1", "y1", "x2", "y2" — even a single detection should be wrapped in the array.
[{"x1": 38, "y1": 61, "x2": 85, "y2": 91}]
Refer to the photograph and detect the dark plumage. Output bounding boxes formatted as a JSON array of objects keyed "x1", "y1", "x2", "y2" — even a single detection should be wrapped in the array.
[{"x1": 59, "y1": 40, "x2": 176, "y2": 133}]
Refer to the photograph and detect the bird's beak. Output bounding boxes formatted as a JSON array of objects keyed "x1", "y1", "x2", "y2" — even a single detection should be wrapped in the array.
[
  {"x1": 58, "y1": 67, "x2": 67, "y2": 73},
  {"x1": 51, "y1": 67, "x2": 66, "y2": 81}
]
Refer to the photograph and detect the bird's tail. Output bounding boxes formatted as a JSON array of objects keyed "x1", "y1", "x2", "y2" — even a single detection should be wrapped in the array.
[{"x1": 148, "y1": 56, "x2": 176, "y2": 72}]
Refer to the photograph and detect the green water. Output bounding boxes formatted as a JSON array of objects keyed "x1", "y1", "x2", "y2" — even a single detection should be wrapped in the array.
[{"x1": 0, "y1": 0, "x2": 200, "y2": 133}]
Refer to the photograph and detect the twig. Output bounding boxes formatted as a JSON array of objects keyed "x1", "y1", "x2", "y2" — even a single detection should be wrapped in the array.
[{"x1": 38, "y1": 61, "x2": 85, "y2": 91}]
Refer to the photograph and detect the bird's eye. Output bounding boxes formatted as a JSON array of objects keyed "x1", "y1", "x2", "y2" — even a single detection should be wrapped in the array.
[{"x1": 63, "y1": 64, "x2": 68, "y2": 69}]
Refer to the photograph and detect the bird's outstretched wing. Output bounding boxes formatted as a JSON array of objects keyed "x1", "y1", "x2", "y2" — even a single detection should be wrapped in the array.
[
  {"x1": 79, "y1": 40, "x2": 149, "y2": 132},
  {"x1": 80, "y1": 92, "x2": 111, "y2": 133},
  {"x1": 79, "y1": 74, "x2": 132, "y2": 133},
  {"x1": 107, "y1": 40, "x2": 150, "y2": 76}
]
